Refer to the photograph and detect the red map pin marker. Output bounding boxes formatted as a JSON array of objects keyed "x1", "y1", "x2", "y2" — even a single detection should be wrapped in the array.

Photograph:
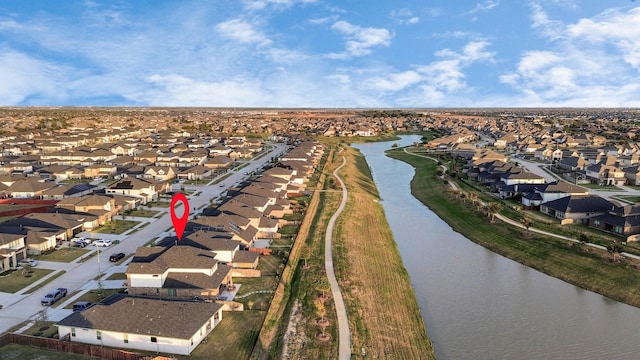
[{"x1": 170, "y1": 193, "x2": 189, "y2": 241}]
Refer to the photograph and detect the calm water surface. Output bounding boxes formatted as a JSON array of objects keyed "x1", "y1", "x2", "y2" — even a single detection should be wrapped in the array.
[{"x1": 354, "y1": 136, "x2": 639, "y2": 360}]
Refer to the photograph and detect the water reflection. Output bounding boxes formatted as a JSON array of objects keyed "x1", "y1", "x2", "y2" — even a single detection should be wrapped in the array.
[{"x1": 354, "y1": 136, "x2": 640, "y2": 360}]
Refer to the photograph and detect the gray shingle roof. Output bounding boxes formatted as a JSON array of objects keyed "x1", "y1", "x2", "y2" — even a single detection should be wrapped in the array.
[{"x1": 56, "y1": 294, "x2": 222, "y2": 339}]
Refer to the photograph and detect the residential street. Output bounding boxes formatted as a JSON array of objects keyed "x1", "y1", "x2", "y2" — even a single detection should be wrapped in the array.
[{"x1": 0, "y1": 143, "x2": 287, "y2": 335}]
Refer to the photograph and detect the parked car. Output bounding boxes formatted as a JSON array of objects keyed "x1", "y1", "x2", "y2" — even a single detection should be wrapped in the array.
[
  {"x1": 72, "y1": 240, "x2": 87, "y2": 248},
  {"x1": 41, "y1": 288, "x2": 67, "y2": 306},
  {"x1": 109, "y1": 252, "x2": 125, "y2": 262},
  {"x1": 94, "y1": 239, "x2": 113, "y2": 247},
  {"x1": 18, "y1": 258, "x2": 38, "y2": 267},
  {"x1": 72, "y1": 301, "x2": 92, "y2": 312}
]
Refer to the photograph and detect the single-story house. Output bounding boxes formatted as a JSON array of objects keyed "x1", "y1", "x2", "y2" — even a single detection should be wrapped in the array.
[{"x1": 56, "y1": 294, "x2": 223, "y2": 355}]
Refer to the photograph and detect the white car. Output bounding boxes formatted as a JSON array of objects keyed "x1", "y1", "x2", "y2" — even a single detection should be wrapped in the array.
[
  {"x1": 18, "y1": 258, "x2": 38, "y2": 267},
  {"x1": 93, "y1": 239, "x2": 113, "y2": 247}
]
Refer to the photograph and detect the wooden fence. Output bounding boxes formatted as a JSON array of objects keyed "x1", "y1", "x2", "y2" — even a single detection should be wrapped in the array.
[{"x1": 0, "y1": 333, "x2": 160, "y2": 360}]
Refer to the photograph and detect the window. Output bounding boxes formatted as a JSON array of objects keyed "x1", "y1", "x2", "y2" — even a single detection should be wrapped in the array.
[
  {"x1": 155, "y1": 288, "x2": 159, "y2": 294},
  {"x1": 167, "y1": 288, "x2": 177, "y2": 297},
  {"x1": 615, "y1": 226, "x2": 623, "y2": 234},
  {"x1": 96, "y1": 331, "x2": 102, "y2": 340},
  {"x1": 124, "y1": 334, "x2": 128, "y2": 343},
  {"x1": 71, "y1": 328, "x2": 76, "y2": 337},
  {"x1": 594, "y1": 220, "x2": 601, "y2": 226},
  {"x1": 151, "y1": 337, "x2": 157, "y2": 343}
]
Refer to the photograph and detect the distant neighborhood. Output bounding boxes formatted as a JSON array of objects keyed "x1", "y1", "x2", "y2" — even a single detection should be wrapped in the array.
[{"x1": 2, "y1": 106, "x2": 640, "y2": 356}]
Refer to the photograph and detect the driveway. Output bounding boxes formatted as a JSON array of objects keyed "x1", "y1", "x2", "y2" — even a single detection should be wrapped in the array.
[{"x1": 0, "y1": 142, "x2": 288, "y2": 335}]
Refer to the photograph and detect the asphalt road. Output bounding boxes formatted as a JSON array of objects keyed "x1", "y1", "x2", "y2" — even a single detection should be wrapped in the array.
[{"x1": 0, "y1": 142, "x2": 288, "y2": 334}]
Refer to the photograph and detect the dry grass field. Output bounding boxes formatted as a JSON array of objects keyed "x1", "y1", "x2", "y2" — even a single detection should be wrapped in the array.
[
  {"x1": 254, "y1": 145, "x2": 433, "y2": 359},
  {"x1": 331, "y1": 146, "x2": 434, "y2": 359}
]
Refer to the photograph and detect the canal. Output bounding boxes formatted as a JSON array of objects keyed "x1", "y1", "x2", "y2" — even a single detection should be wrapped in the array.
[{"x1": 354, "y1": 136, "x2": 639, "y2": 360}]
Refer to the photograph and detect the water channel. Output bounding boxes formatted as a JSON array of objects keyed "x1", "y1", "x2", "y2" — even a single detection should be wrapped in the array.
[{"x1": 354, "y1": 136, "x2": 640, "y2": 360}]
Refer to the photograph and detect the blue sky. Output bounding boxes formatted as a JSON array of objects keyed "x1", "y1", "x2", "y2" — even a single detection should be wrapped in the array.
[{"x1": 1, "y1": 0, "x2": 639, "y2": 107}]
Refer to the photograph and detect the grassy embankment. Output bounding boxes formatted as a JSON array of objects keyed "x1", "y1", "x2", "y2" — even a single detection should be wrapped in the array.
[
  {"x1": 388, "y1": 148, "x2": 640, "y2": 308},
  {"x1": 258, "y1": 145, "x2": 433, "y2": 359},
  {"x1": 332, "y1": 146, "x2": 434, "y2": 359}
]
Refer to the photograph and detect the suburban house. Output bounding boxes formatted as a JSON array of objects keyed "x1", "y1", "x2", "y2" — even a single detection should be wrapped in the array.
[
  {"x1": 203, "y1": 156, "x2": 233, "y2": 170},
  {"x1": 191, "y1": 213, "x2": 259, "y2": 247},
  {"x1": 589, "y1": 204, "x2": 640, "y2": 242},
  {"x1": 56, "y1": 294, "x2": 223, "y2": 355},
  {"x1": 585, "y1": 163, "x2": 626, "y2": 186},
  {"x1": 539, "y1": 195, "x2": 614, "y2": 225},
  {"x1": 181, "y1": 230, "x2": 260, "y2": 274},
  {"x1": 41, "y1": 183, "x2": 96, "y2": 200},
  {"x1": 83, "y1": 164, "x2": 118, "y2": 179},
  {"x1": 519, "y1": 181, "x2": 590, "y2": 208},
  {"x1": 5, "y1": 178, "x2": 57, "y2": 198},
  {"x1": 24, "y1": 228, "x2": 62, "y2": 255},
  {"x1": 0, "y1": 232, "x2": 27, "y2": 271},
  {"x1": 5, "y1": 212, "x2": 95, "y2": 237},
  {"x1": 55, "y1": 194, "x2": 119, "y2": 225},
  {"x1": 143, "y1": 166, "x2": 177, "y2": 182},
  {"x1": 106, "y1": 177, "x2": 163, "y2": 204},
  {"x1": 177, "y1": 165, "x2": 212, "y2": 180},
  {"x1": 126, "y1": 245, "x2": 233, "y2": 300}
]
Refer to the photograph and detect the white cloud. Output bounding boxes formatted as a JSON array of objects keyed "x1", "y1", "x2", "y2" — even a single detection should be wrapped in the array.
[
  {"x1": 529, "y1": 2, "x2": 565, "y2": 40},
  {"x1": 327, "y1": 21, "x2": 392, "y2": 58},
  {"x1": 360, "y1": 40, "x2": 494, "y2": 99},
  {"x1": 368, "y1": 70, "x2": 422, "y2": 91},
  {"x1": 215, "y1": 18, "x2": 272, "y2": 47},
  {"x1": 242, "y1": 0, "x2": 317, "y2": 11},
  {"x1": 144, "y1": 74, "x2": 271, "y2": 106},
  {"x1": 465, "y1": 1, "x2": 500, "y2": 15},
  {"x1": 390, "y1": 9, "x2": 420, "y2": 24},
  {"x1": 0, "y1": 50, "x2": 66, "y2": 105},
  {"x1": 501, "y1": 5, "x2": 640, "y2": 106},
  {"x1": 567, "y1": 7, "x2": 640, "y2": 68}
]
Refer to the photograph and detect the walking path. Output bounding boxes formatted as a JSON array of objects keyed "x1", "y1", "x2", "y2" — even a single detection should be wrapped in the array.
[
  {"x1": 325, "y1": 156, "x2": 351, "y2": 360},
  {"x1": 403, "y1": 147, "x2": 640, "y2": 261}
]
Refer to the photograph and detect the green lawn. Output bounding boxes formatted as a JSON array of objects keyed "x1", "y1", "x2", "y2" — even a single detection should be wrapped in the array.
[
  {"x1": 21, "y1": 321, "x2": 59, "y2": 338},
  {"x1": 236, "y1": 277, "x2": 278, "y2": 297},
  {"x1": 23, "y1": 270, "x2": 66, "y2": 295},
  {"x1": 126, "y1": 209, "x2": 160, "y2": 217},
  {"x1": 147, "y1": 201, "x2": 171, "y2": 208},
  {"x1": 95, "y1": 220, "x2": 140, "y2": 234},
  {"x1": 0, "y1": 268, "x2": 54, "y2": 293},
  {"x1": 106, "y1": 272, "x2": 127, "y2": 280},
  {"x1": 0, "y1": 343, "x2": 95, "y2": 360},
  {"x1": 32, "y1": 248, "x2": 90, "y2": 262},
  {"x1": 257, "y1": 254, "x2": 285, "y2": 276},
  {"x1": 184, "y1": 311, "x2": 265, "y2": 360}
]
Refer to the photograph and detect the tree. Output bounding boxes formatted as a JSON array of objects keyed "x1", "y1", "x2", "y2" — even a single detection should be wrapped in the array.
[
  {"x1": 579, "y1": 233, "x2": 589, "y2": 244},
  {"x1": 522, "y1": 216, "x2": 532, "y2": 237},
  {"x1": 314, "y1": 298, "x2": 329, "y2": 340},
  {"x1": 301, "y1": 243, "x2": 312, "y2": 269},
  {"x1": 487, "y1": 202, "x2": 501, "y2": 223},
  {"x1": 607, "y1": 242, "x2": 624, "y2": 263},
  {"x1": 315, "y1": 277, "x2": 331, "y2": 300}
]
